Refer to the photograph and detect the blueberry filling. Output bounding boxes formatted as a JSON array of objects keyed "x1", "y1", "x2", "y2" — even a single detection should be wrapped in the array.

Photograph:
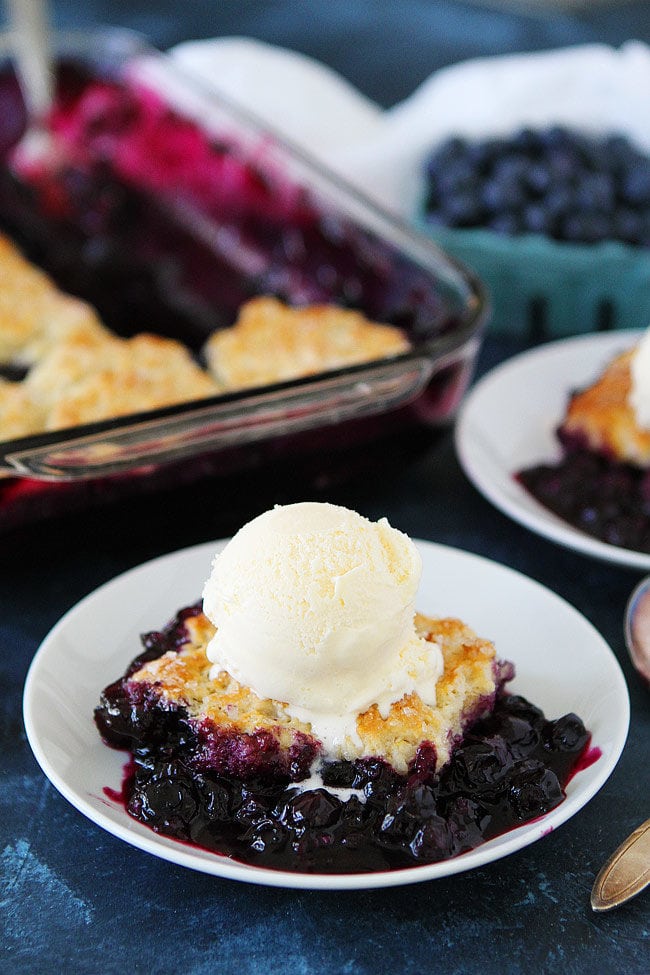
[
  {"x1": 0, "y1": 61, "x2": 452, "y2": 352},
  {"x1": 95, "y1": 606, "x2": 591, "y2": 874},
  {"x1": 517, "y1": 432, "x2": 650, "y2": 553}
]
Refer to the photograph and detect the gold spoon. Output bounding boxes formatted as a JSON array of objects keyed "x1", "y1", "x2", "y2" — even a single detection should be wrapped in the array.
[{"x1": 591, "y1": 818, "x2": 650, "y2": 912}]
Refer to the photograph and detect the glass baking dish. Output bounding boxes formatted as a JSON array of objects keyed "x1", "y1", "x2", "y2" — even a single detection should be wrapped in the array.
[{"x1": 0, "y1": 28, "x2": 487, "y2": 526}]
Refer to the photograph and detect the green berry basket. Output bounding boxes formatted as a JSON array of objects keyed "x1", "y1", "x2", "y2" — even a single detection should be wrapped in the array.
[{"x1": 416, "y1": 222, "x2": 650, "y2": 341}]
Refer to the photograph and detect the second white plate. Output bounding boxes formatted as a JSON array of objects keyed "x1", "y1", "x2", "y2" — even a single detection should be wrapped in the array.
[{"x1": 455, "y1": 330, "x2": 650, "y2": 570}]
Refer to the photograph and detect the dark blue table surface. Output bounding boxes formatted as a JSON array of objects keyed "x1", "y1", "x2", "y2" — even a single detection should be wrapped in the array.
[{"x1": 2, "y1": 3, "x2": 650, "y2": 974}]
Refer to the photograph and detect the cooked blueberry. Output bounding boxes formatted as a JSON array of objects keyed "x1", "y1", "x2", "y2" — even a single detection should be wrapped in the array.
[
  {"x1": 409, "y1": 817, "x2": 453, "y2": 861},
  {"x1": 502, "y1": 716, "x2": 541, "y2": 758},
  {"x1": 379, "y1": 799, "x2": 418, "y2": 846},
  {"x1": 446, "y1": 796, "x2": 486, "y2": 852},
  {"x1": 339, "y1": 796, "x2": 367, "y2": 830},
  {"x1": 138, "y1": 602, "x2": 203, "y2": 664},
  {"x1": 501, "y1": 695, "x2": 546, "y2": 726},
  {"x1": 321, "y1": 761, "x2": 357, "y2": 790},
  {"x1": 508, "y1": 764, "x2": 564, "y2": 820},
  {"x1": 129, "y1": 762, "x2": 198, "y2": 835},
  {"x1": 245, "y1": 823, "x2": 286, "y2": 854},
  {"x1": 544, "y1": 714, "x2": 589, "y2": 754},
  {"x1": 279, "y1": 790, "x2": 342, "y2": 829},
  {"x1": 234, "y1": 793, "x2": 274, "y2": 827},
  {"x1": 197, "y1": 775, "x2": 230, "y2": 821},
  {"x1": 352, "y1": 757, "x2": 401, "y2": 798},
  {"x1": 405, "y1": 782, "x2": 439, "y2": 819}
]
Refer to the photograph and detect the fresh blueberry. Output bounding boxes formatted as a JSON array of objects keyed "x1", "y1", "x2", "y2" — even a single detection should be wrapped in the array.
[
  {"x1": 440, "y1": 190, "x2": 484, "y2": 227},
  {"x1": 487, "y1": 211, "x2": 524, "y2": 235},
  {"x1": 621, "y1": 164, "x2": 650, "y2": 205},
  {"x1": 422, "y1": 127, "x2": 650, "y2": 247}
]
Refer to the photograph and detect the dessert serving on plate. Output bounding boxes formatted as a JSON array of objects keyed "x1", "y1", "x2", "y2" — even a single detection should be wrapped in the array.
[
  {"x1": 94, "y1": 502, "x2": 591, "y2": 874},
  {"x1": 517, "y1": 329, "x2": 650, "y2": 553}
]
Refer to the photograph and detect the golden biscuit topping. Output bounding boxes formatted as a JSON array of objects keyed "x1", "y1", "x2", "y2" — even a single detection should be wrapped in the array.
[
  {"x1": 130, "y1": 611, "x2": 497, "y2": 774},
  {"x1": 204, "y1": 296, "x2": 410, "y2": 390},
  {"x1": 0, "y1": 236, "x2": 411, "y2": 443},
  {"x1": 561, "y1": 349, "x2": 650, "y2": 467},
  {"x1": 0, "y1": 233, "x2": 108, "y2": 368}
]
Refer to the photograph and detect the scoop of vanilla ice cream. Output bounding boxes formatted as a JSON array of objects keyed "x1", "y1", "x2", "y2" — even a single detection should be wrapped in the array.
[
  {"x1": 202, "y1": 502, "x2": 443, "y2": 751},
  {"x1": 629, "y1": 328, "x2": 650, "y2": 429}
]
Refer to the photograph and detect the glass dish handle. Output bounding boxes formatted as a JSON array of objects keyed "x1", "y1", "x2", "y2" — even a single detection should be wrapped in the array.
[{"x1": 0, "y1": 356, "x2": 435, "y2": 481}]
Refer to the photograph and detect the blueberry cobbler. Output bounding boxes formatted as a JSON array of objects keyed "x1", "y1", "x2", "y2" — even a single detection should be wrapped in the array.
[
  {"x1": 94, "y1": 503, "x2": 591, "y2": 874},
  {"x1": 0, "y1": 231, "x2": 410, "y2": 441},
  {"x1": 517, "y1": 332, "x2": 650, "y2": 553}
]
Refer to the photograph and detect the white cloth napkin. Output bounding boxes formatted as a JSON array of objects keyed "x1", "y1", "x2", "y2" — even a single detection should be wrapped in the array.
[
  {"x1": 171, "y1": 37, "x2": 383, "y2": 158},
  {"x1": 168, "y1": 37, "x2": 650, "y2": 218}
]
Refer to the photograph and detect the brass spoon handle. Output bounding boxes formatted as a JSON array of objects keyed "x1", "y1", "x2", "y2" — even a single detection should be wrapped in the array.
[{"x1": 591, "y1": 818, "x2": 650, "y2": 912}]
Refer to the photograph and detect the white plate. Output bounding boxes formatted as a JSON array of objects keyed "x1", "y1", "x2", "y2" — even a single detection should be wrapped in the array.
[
  {"x1": 23, "y1": 539, "x2": 629, "y2": 890},
  {"x1": 456, "y1": 330, "x2": 650, "y2": 570}
]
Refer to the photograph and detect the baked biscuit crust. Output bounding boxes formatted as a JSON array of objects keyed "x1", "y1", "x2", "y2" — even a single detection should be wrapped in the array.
[
  {"x1": 1, "y1": 235, "x2": 409, "y2": 442},
  {"x1": 204, "y1": 296, "x2": 410, "y2": 390},
  {"x1": 25, "y1": 332, "x2": 219, "y2": 430},
  {"x1": 129, "y1": 609, "x2": 499, "y2": 775},
  {"x1": 0, "y1": 329, "x2": 219, "y2": 440},
  {"x1": 0, "y1": 234, "x2": 220, "y2": 440},
  {"x1": 0, "y1": 233, "x2": 108, "y2": 367},
  {"x1": 560, "y1": 349, "x2": 650, "y2": 467},
  {"x1": 0, "y1": 379, "x2": 45, "y2": 441}
]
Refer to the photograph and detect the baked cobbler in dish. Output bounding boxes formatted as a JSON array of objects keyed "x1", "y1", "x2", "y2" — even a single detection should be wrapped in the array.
[
  {"x1": 94, "y1": 503, "x2": 590, "y2": 874},
  {"x1": 0, "y1": 235, "x2": 410, "y2": 443},
  {"x1": 517, "y1": 336, "x2": 650, "y2": 552}
]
